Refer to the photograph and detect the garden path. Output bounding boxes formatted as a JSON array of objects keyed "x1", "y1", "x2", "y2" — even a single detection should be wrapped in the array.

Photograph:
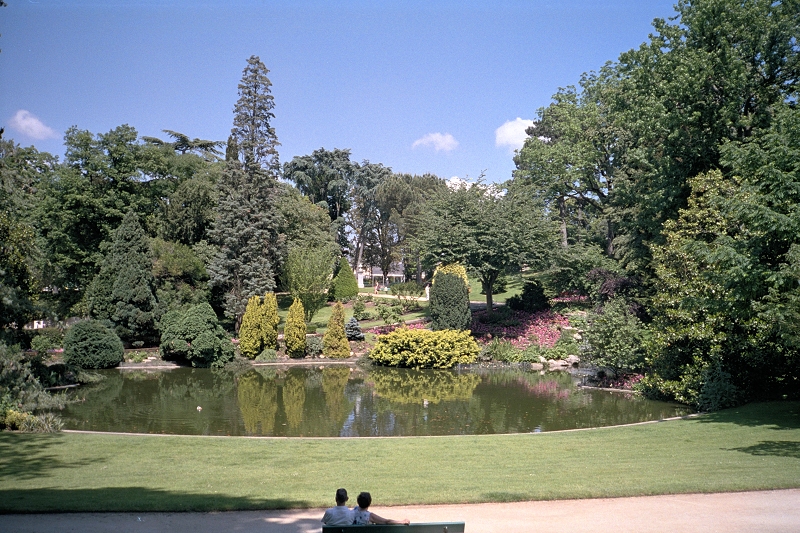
[{"x1": 1, "y1": 489, "x2": 797, "y2": 532}]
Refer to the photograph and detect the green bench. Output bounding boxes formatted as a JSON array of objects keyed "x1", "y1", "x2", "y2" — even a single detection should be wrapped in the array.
[{"x1": 323, "y1": 522, "x2": 465, "y2": 533}]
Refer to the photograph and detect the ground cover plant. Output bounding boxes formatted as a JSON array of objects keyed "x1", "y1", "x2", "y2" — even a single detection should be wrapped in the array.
[
  {"x1": 0, "y1": 402, "x2": 797, "y2": 512},
  {"x1": 471, "y1": 308, "x2": 569, "y2": 350}
]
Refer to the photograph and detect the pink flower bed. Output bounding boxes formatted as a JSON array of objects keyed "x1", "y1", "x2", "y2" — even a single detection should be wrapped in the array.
[{"x1": 470, "y1": 310, "x2": 569, "y2": 350}]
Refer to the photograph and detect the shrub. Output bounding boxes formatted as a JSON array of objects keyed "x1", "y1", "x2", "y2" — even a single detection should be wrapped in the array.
[
  {"x1": 284, "y1": 298, "x2": 306, "y2": 358},
  {"x1": 262, "y1": 292, "x2": 280, "y2": 350},
  {"x1": 20, "y1": 412, "x2": 63, "y2": 433},
  {"x1": 305, "y1": 336, "x2": 324, "y2": 357},
  {"x1": 369, "y1": 328, "x2": 479, "y2": 369},
  {"x1": 482, "y1": 339, "x2": 521, "y2": 362},
  {"x1": 390, "y1": 281, "x2": 424, "y2": 312},
  {"x1": 352, "y1": 299, "x2": 368, "y2": 320},
  {"x1": 63, "y1": 320, "x2": 124, "y2": 369},
  {"x1": 30, "y1": 327, "x2": 63, "y2": 353},
  {"x1": 584, "y1": 297, "x2": 647, "y2": 374},
  {"x1": 345, "y1": 317, "x2": 365, "y2": 341},
  {"x1": 323, "y1": 302, "x2": 350, "y2": 359},
  {"x1": 238, "y1": 295, "x2": 263, "y2": 358},
  {"x1": 376, "y1": 302, "x2": 403, "y2": 325},
  {"x1": 255, "y1": 348, "x2": 278, "y2": 362},
  {"x1": 1, "y1": 345, "x2": 65, "y2": 413},
  {"x1": 429, "y1": 273, "x2": 471, "y2": 331},
  {"x1": 433, "y1": 263, "x2": 469, "y2": 290},
  {"x1": 159, "y1": 303, "x2": 234, "y2": 367},
  {"x1": 507, "y1": 279, "x2": 551, "y2": 313},
  {"x1": 3, "y1": 409, "x2": 29, "y2": 430},
  {"x1": 331, "y1": 257, "x2": 359, "y2": 301}
]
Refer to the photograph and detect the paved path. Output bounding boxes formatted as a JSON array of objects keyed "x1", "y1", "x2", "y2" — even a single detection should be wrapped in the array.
[{"x1": 2, "y1": 489, "x2": 798, "y2": 532}]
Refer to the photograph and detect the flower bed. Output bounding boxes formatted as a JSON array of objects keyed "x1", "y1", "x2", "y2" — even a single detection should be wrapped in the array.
[{"x1": 471, "y1": 310, "x2": 570, "y2": 350}]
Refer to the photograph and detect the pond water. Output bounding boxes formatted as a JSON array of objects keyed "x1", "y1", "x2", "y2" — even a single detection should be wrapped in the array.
[{"x1": 56, "y1": 365, "x2": 691, "y2": 437}]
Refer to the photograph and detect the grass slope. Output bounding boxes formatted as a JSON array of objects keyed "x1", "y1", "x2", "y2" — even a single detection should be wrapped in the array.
[{"x1": 1, "y1": 402, "x2": 798, "y2": 513}]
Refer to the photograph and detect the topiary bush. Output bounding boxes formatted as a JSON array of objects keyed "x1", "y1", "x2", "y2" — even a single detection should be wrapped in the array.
[
  {"x1": 255, "y1": 348, "x2": 278, "y2": 362},
  {"x1": 238, "y1": 295, "x2": 263, "y2": 358},
  {"x1": 284, "y1": 298, "x2": 307, "y2": 358},
  {"x1": 507, "y1": 279, "x2": 551, "y2": 313},
  {"x1": 345, "y1": 317, "x2": 365, "y2": 341},
  {"x1": 369, "y1": 328, "x2": 479, "y2": 369},
  {"x1": 331, "y1": 257, "x2": 359, "y2": 301},
  {"x1": 433, "y1": 263, "x2": 469, "y2": 290},
  {"x1": 63, "y1": 320, "x2": 124, "y2": 369},
  {"x1": 261, "y1": 292, "x2": 280, "y2": 350},
  {"x1": 429, "y1": 272, "x2": 471, "y2": 331},
  {"x1": 323, "y1": 302, "x2": 350, "y2": 358},
  {"x1": 159, "y1": 303, "x2": 234, "y2": 367}
]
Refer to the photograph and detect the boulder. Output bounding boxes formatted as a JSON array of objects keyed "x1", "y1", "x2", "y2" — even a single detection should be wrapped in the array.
[{"x1": 566, "y1": 355, "x2": 580, "y2": 366}]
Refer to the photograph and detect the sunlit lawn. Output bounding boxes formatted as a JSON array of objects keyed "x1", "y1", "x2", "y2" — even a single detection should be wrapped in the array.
[{"x1": 1, "y1": 402, "x2": 798, "y2": 512}]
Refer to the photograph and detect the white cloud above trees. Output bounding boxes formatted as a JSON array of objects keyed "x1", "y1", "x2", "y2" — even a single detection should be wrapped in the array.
[
  {"x1": 495, "y1": 117, "x2": 534, "y2": 151},
  {"x1": 8, "y1": 110, "x2": 59, "y2": 140},
  {"x1": 412, "y1": 132, "x2": 459, "y2": 152}
]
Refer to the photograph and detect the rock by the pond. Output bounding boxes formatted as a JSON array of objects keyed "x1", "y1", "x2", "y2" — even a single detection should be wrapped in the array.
[
  {"x1": 565, "y1": 355, "x2": 580, "y2": 366},
  {"x1": 530, "y1": 362, "x2": 544, "y2": 370},
  {"x1": 548, "y1": 359, "x2": 569, "y2": 368}
]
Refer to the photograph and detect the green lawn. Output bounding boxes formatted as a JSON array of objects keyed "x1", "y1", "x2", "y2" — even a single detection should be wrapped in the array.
[{"x1": 2, "y1": 402, "x2": 798, "y2": 512}]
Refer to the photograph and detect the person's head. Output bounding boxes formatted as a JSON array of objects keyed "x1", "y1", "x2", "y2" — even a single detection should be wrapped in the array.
[
  {"x1": 357, "y1": 492, "x2": 372, "y2": 509},
  {"x1": 335, "y1": 488, "x2": 348, "y2": 505}
]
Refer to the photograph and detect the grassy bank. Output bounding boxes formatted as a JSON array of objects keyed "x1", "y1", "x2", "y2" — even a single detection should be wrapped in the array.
[{"x1": 1, "y1": 402, "x2": 798, "y2": 513}]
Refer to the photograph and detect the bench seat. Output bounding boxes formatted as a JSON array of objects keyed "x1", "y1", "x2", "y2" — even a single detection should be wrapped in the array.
[{"x1": 323, "y1": 522, "x2": 465, "y2": 533}]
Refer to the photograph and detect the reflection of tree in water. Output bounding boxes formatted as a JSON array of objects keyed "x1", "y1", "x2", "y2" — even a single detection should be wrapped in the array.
[
  {"x1": 282, "y1": 370, "x2": 306, "y2": 430},
  {"x1": 237, "y1": 370, "x2": 278, "y2": 435},
  {"x1": 369, "y1": 368, "x2": 480, "y2": 405},
  {"x1": 321, "y1": 367, "x2": 351, "y2": 424}
]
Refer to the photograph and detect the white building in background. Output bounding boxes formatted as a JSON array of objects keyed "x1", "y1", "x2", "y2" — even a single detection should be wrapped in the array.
[{"x1": 355, "y1": 261, "x2": 405, "y2": 288}]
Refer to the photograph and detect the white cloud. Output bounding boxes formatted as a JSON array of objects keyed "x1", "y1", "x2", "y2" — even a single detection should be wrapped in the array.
[
  {"x1": 495, "y1": 117, "x2": 534, "y2": 151},
  {"x1": 412, "y1": 132, "x2": 458, "y2": 152},
  {"x1": 7, "y1": 110, "x2": 59, "y2": 140}
]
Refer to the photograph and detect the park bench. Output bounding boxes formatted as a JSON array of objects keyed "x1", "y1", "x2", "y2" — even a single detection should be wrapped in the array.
[{"x1": 323, "y1": 522, "x2": 465, "y2": 533}]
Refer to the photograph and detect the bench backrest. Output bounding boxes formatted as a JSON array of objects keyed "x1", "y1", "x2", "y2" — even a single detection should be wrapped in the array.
[{"x1": 323, "y1": 522, "x2": 465, "y2": 533}]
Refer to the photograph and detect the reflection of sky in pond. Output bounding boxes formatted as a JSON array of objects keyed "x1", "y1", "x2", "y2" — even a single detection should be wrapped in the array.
[{"x1": 54, "y1": 366, "x2": 692, "y2": 437}]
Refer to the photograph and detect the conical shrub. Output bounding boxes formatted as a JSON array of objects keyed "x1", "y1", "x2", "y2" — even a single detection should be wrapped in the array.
[
  {"x1": 239, "y1": 295, "x2": 263, "y2": 358},
  {"x1": 262, "y1": 292, "x2": 279, "y2": 350},
  {"x1": 323, "y1": 302, "x2": 350, "y2": 359},
  {"x1": 285, "y1": 298, "x2": 306, "y2": 358}
]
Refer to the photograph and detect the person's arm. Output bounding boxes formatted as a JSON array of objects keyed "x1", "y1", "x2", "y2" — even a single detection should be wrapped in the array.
[{"x1": 369, "y1": 513, "x2": 410, "y2": 525}]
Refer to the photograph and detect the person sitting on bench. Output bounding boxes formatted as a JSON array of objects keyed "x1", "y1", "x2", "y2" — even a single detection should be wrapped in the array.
[
  {"x1": 352, "y1": 492, "x2": 410, "y2": 526},
  {"x1": 321, "y1": 488, "x2": 355, "y2": 526}
]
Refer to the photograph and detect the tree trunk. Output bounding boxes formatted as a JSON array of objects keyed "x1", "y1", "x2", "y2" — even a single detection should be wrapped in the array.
[
  {"x1": 558, "y1": 196, "x2": 568, "y2": 247},
  {"x1": 605, "y1": 217, "x2": 615, "y2": 256},
  {"x1": 482, "y1": 274, "x2": 497, "y2": 318},
  {"x1": 415, "y1": 251, "x2": 422, "y2": 284}
]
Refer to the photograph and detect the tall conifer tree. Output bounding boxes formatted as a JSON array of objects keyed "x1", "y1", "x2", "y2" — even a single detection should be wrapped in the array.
[{"x1": 208, "y1": 56, "x2": 285, "y2": 328}]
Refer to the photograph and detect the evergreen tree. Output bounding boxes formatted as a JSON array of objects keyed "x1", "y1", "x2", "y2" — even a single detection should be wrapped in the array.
[
  {"x1": 238, "y1": 295, "x2": 263, "y2": 358},
  {"x1": 208, "y1": 56, "x2": 284, "y2": 328},
  {"x1": 323, "y1": 302, "x2": 350, "y2": 359},
  {"x1": 284, "y1": 298, "x2": 306, "y2": 358},
  {"x1": 345, "y1": 317, "x2": 365, "y2": 341},
  {"x1": 261, "y1": 292, "x2": 279, "y2": 350},
  {"x1": 429, "y1": 272, "x2": 471, "y2": 331},
  {"x1": 331, "y1": 256, "x2": 359, "y2": 301}
]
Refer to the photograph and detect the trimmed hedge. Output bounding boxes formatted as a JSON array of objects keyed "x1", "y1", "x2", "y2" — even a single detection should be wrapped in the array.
[
  {"x1": 331, "y1": 257, "x2": 359, "y2": 301},
  {"x1": 369, "y1": 328, "x2": 479, "y2": 369},
  {"x1": 429, "y1": 272, "x2": 471, "y2": 331},
  {"x1": 63, "y1": 320, "x2": 124, "y2": 369},
  {"x1": 159, "y1": 303, "x2": 234, "y2": 367},
  {"x1": 323, "y1": 302, "x2": 350, "y2": 358},
  {"x1": 238, "y1": 295, "x2": 263, "y2": 358},
  {"x1": 284, "y1": 298, "x2": 306, "y2": 358}
]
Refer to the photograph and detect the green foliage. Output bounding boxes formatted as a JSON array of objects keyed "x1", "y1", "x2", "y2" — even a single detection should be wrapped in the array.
[
  {"x1": 433, "y1": 263, "x2": 469, "y2": 288},
  {"x1": 63, "y1": 320, "x2": 124, "y2": 369},
  {"x1": 481, "y1": 339, "x2": 522, "y2": 362},
  {"x1": 330, "y1": 257, "x2": 359, "y2": 301},
  {"x1": 0, "y1": 344, "x2": 64, "y2": 414},
  {"x1": 376, "y1": 302, "x2": 403, "y2": 325},
  {"x1": 305, "y1": 336, "x2": 324, "y2": 357},
  {"x1": 255, "y1": 348, "x2": 277, "y2": 362},
  {"x1": 584, "y1": 298, "x2": 647, "y2": 374},
  {"x1": 19, "y1": 412, "x2": 64, "y2": 433},
  {"x1": 345, "y1": 317, "x2": 365, "y2": 341},
  {"x1": 369, "y1": 328, "x2": 479, "y2": 369},
  {"x1": 429, "y1": 273, "x2": 471, "y2": 331},
  {"x1": 284, "y1": 298, "x2": 306, "y2": 359},
  {"x1": 283, "y1": 244, "x2": 335, "y2": 323},
  {"x1": 159, "y1": 303, "x2": 233, "y2": 367},
  {"x1": 0, "y1": 212, "x2": 38, "y2": 334},
  {"x1": 30, "y1": 328, "x2": 63, "y2": 354},
  {"x1": 323, "y1": 302, "x2": 350, "y2": 359},
  {"x1": 352, "y1": 299, "x2": 368, "y2": 320},
  {"x1": 390, "y1": 281, "x2": 424, "y2": 312},
  {"x1": 238, "y1": 296, "x2": 263, "y2": 359},
  {"x1": 150, "y1": 237, "x2": 209, "y2": 313},
  {"x1": 369, "y1": 368, "x2": 481, "y2": 404},
  {"x1": 261, "y1": 292, "x2": 279, "y2": 350},
  {"x1": 2, "y1": 408, "x2": 29, "y2": 430},
  {"x1": 539, "y1": 243, "x2": 615, "y2": 298},
  {"x1": 507, "y1": 279, "x2": 550, "y2": 313}
]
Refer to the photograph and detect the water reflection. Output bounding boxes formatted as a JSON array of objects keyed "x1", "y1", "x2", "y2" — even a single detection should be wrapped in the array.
[{"x1": 56, "y1": 366, "x2": 692, "y2": 437}]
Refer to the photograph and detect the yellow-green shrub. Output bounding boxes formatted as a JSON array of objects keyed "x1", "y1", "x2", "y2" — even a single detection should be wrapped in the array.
[
  {"x1": 433, "y1": 263, "x2": 469, "y2": 291},
  {"x1": 262, "y1": 292, "x2": 279, "y2": 350},
  {"x1": 323, "y1": 302, "x2": 350, "y2": 359},
  {"x1": 238, "y1": 296, "x2": 263, "y2": 358},
  {"x1": 284, "y1": 298, "x2": 306, "y2": 358},
  {"x1": 369, "y1": 328, "x2": 479, "y2": 369},
  {"x1": 3, "y1": 409, "x2": 30, "y2": 430}
]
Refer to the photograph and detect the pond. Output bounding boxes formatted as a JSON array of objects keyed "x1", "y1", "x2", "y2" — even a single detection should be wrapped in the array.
[{"x1": 56, "y1": 365, "x2": 691, "y2": 437}]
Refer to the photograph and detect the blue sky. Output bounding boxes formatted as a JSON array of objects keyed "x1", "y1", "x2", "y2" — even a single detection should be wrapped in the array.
[{"x1": 1, "y1": 0, "x2": 678, "y2": 183}]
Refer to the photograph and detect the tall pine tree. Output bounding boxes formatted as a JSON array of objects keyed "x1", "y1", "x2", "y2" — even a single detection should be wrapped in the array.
[{"x1": 208, "y1": 56, "x2": 285, "y2": 329}]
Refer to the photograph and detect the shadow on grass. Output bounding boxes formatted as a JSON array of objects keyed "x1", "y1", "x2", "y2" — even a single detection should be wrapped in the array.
[
  {"x1": 0, "y1": 487, "x2": 312, "y2": 513},
  {"x1": 696, "y1": 401, "x2": 800, "y2": 431},
  {"x1": 0, "y1": 433, "x2": 96, "y2": 481},
  {"x1": 728, "y1": 440, "x2": 800, "y2": 459}
]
